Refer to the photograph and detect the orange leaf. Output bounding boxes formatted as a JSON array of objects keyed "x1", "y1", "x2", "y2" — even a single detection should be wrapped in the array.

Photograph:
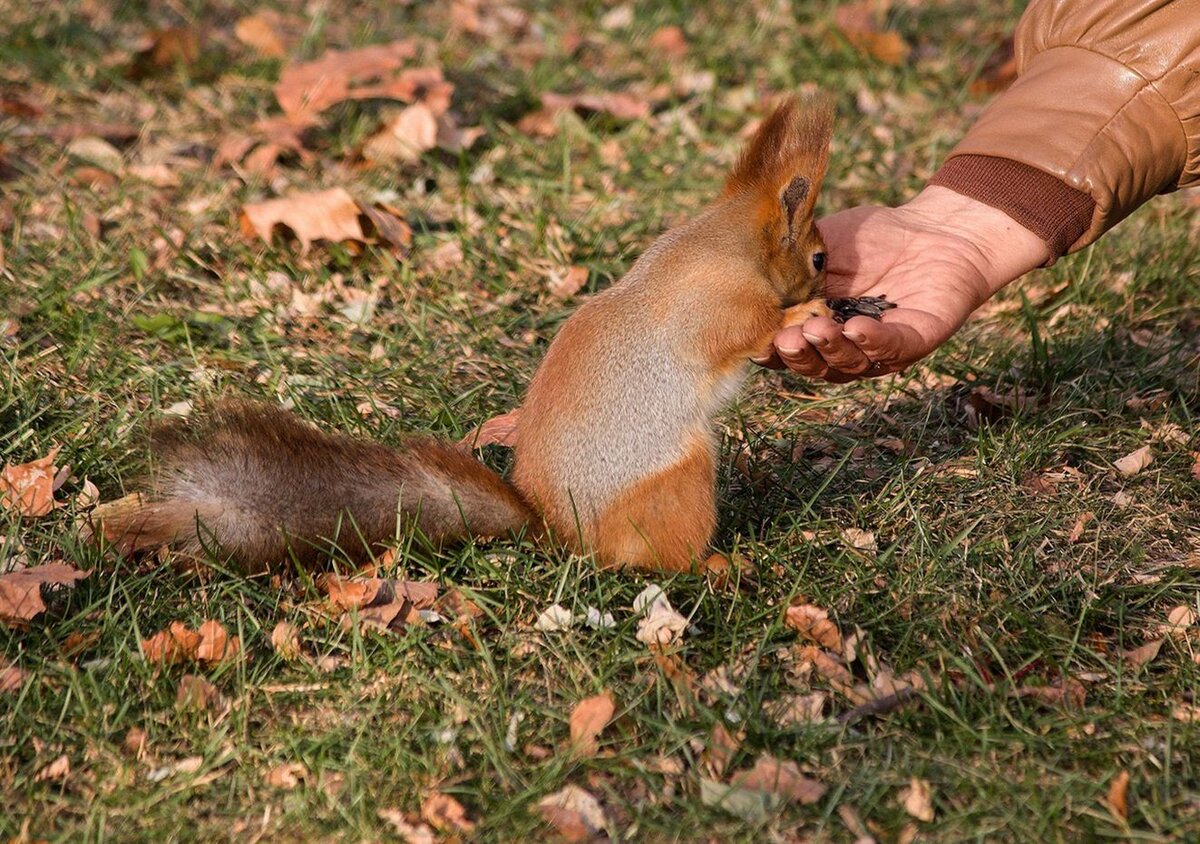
[
  {"x1": 195, "y1": 619, "x2": 240, "y2": 663},
  {"x1": 234, "y1": 13, "x2": 287, "y2": 59},
  {"x1": 1106, "y1": 770, "x2": 1130, "y2": 821},
  {"x1": 240, "y1": 188, "x2": 365, "y2": 253},
  {"x1": 784, "y1": 603, "x2": 843, "y2": 651},
  {"x1": 0, "y1": 563, "x2": 90, "y2": 627},
  {"x1": 729, "y1": 754, "x2": 827, "y2": 805},
  {"x1": 833, "y1": 3, "x2": 910, "y2": 65},
  {"x1": 141, "y1": 621, "x2": 203, "y2": 664},
  {"x1": 568, "y1": 691, "x2": 615, "y2": 757},
  {"x1": 1, "y1": 659, "x2": 26, "y2": 694},
  {"x1": 421, "y1": 793, "x2": 476, "y2": 833},
  {"x1": 1, "y1": 449, "x2": 61, "y2": 517}
]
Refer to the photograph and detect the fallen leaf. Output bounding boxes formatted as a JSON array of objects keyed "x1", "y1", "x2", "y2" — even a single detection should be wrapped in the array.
[
  {"x1": 0, "y1": 563, "x2": 90, "y2": 627},
  {"x1": 769, "y1": 691, "x2": 829, "y2": 727},
  {"x1": 1122, "y1": 638, "x2": 1164, "y2": 670},
  {"x1": 274, "y1": 41, "x2": 436, "y2": 121},
  {"x1": 634, "y1": 585, "x2": 687, "y2": 646},
  {"x1": 357, "y1": 203, "x2": 412, "y2": 254},
  {"x1": 146, "y1": 755, "x2": 203, "y2": 782},
  {"x1": 1106, "y1": 770, "x2": 1130, "y2": 821},
  {"x1": 701, "y1": 723, "x2": 742, "y2": 778},
  {"x1": 1190, "y1": 452, "x2": 1200, "y2": 481},
  {"x1": 421, "y1": 793, "x2": 475, "y2": 834},
  {"x1": 785, "y1": 602, "x2": 843, "y2": 651},
  {"x1": 837, "y1": 804, "x2": 875, "y2": 843},
  {"x1": 265, "y1": 762, "x2": 308, "y2": 789},
  {"x1": 459, "y1": 409, "x2": 521, "y2": 449},
  {"x1": 540, "y1": 91, "x2": 650, "y2": 122},
  {"x1": 1164, "y1": 606, "x2": 1197, "y2": 635},
  {"x1": 176, "y1": 674, "x2": 221, "y2": 710},
  {"x1": 1114, "y1": 445, "x2": 1153, "y2": 476},
  {"x1": 378, "y1": 809, "x2": 436, "y2": 844},
  {"x1": 548, "y1": 266, "x2": 589, "y2": 299},
  {"x1": 1068, "y1": 511, "x2": 1095, "y2": 543},
  {"x1": 321, "y1": 575, "x2": 439, "y2": 634},
  {"x1": 537, "y1": 784, "x2": 609, "y2": 842},
  {"x1": 1, "y1": 449, "x2": 61, "y2": 517},
  {"x1": 235, "y1": 12, "x2": 287, "y2": 58},
  {"x1": 900, "y1": 777, "x2": 935, "y2": 822},
  {"x1": 568, "y1": 691, "x2": 615, "y2": 757},
  {"x1": 534, "y1": 603, "x2": 577, "y2": 631},
  {"x1": 240, "y1": 188, "x2": 364, "y2": 253},
  {"x1": 35, "y1": 754, "x2": 70, "y2": 783},
  {"x1": 841, "y1": 527, "x2": 877, "y2": 552},
  {"x1": 270, "y1": 621, "x2": 301, "y2": 659},
  {"x1": 363, "y1": 104, "x2": 439, "y2": 164},
  {"x1": 195, "y1": 619, "x2": 240, "y2": 662},
  {"x1": 0, "y1": 659, "x2": 26, "y2": 694},
  {"x1": 730, "y1": 754, "x2": 827, "y2": 805},
  {"x1": 1172, "y1": 703, "x2": 1200, "y2": 722},
  {"x1": 834, "y1": 3, "x2": 911, "y2": 65},
  {"x1": 128, "y1": 27, "x2": 201, "y2": 79},
  {"x1": 127, "y1": 162, "x2": 179, "y2": 188},
  {"x1": 1014, "y1": 677, "x2": 1086, "y2": 709},
  {"x1": 66, "y1": 137, "x2": 124, "y2": 173},
  {"x1": 647, "y1": 25, "x2": 688, "y2": 58},
  {"x1": 123, "y1": 727, "x2": 148, "y2": 757}
]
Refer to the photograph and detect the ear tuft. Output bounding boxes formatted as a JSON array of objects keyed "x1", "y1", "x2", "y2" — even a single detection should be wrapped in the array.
[{"x1": 723, "y1": 94, "x2": 834, "y2": 224}]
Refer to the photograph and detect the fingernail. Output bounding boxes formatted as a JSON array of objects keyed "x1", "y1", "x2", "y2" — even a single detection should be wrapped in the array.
[
  {"x1": 750, "y1": 355, "x2": 770, "y2": 364},
  {"x1": 844, "y1": 330, "x2": 865, "y2": 343},
  {"x1": 801, "y1": 332, "x2": 828, "y2": 348},
  {"x1": 775, "y1": 344, "x2": 800, "y2": 356}
]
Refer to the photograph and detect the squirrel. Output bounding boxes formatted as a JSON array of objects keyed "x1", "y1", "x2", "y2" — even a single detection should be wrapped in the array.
[{"x1": 91, "y1": 95, "x2": 836, "y2": 575}]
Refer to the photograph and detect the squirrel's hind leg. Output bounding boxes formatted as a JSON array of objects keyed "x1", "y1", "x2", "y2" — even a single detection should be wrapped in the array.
[{"x1": 592, "y1": 438, "x2": 719, "y2": 573}]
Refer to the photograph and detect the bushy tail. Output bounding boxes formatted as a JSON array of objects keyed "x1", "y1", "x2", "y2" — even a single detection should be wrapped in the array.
[{"x1": 89, "y1": 403, "x2": 534, "y2": 571}]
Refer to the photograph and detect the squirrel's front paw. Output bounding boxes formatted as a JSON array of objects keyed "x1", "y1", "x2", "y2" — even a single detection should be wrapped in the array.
[{"x1": 781, "y1": 300, "x2": 834, "y2": 328}]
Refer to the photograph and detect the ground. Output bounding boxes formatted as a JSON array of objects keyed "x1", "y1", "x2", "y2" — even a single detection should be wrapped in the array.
[{"x1": 2, "y1": 1, "x2": 1200, "y2": 841}]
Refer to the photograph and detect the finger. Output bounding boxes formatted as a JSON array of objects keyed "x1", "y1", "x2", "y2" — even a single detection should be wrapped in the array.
[
  {"x1": 773, "y1": 326, "x2": 831, "y2": 378},
  {"x1": 798, "y1": 316, "x2": 874, "y2": 375},
  {"x1": 841, "y1": 315, "x2": 932, "y2": 371},
  {"x1": 750, "y1": 349, "x2": 786, "y2": 370}
]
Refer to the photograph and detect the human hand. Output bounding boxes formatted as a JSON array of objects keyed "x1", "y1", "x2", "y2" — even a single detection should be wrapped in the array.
[{"x1": 756, "y1": 187, "x2": 1049, "y2": 382}]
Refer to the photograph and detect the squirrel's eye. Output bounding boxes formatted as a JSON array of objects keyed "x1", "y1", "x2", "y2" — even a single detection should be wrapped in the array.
[{"x1": 811, "y1": 252, "x2": 826, "y2": 273}]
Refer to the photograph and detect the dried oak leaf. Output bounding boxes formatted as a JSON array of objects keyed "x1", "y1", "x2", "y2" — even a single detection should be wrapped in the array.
[
  {"x1": 322, "y1": 575, "x2": 440, "y2": 634},
  {"x1": 240, "y1": 187, "x2": 364, "y2": 253},
  {"x1": 568, "y1": 691, "x2": 615, "y2": 757},
  {"x1": 275, "y1": 43, "x2": 456, "y2": 121},
  {"x1": 1114, "y1": 445, "x2": 1153, "y2": 476},
  {"x1": 1106, "y1": 770, "x2": 1130, "y2": 821},
  {"x1": 264, "y1": 761, "x2": 309, "y2": 789},
  {"x1": 270, "y1": 621, "x2": 302, "y2": 659},
  {"x1": 1121, "y1": 637, "x2": 1164, "y2": 670},
  {"x1": 647, "y1": 25, "x2": 688, "y2": 59},
  {"x1": 784, "y1": 602, "x2": 843, "y2": 651},
  {"x1": 1, "y1": 659, "x2": 27, "y2": 694},
  {"x1": 176, "y1": 673, "x2": 222, "y2": 710},
  {"x1": 128, "y1": 27, "x2": 201, "y2": 80},
  {"x1": 421, "y1": 793, "x2": 476, "y2": 834},
  {"x1": 548, "y1": 266, "x2": 589, "y2": 299},
  {"x1": 540, "y1": 91, "x2": 651, "y2": 122},
  {"x1": 1014, "y1": 676, "x2": 1086, "y2": 709},
  {"x1": 730, "y1": 754, "x2": 827, "y2": 805},
  {"x1": 234, "y1": 12, "x2": 288, "y2": 59},
  {"x1": 900, "y1": 777, "x2": 935, "y2": 822},
  {"x1": 1, "y1": 449, "x2": 62, "y2": 517},
  {"x1": 0, "y1": 563, "x2": 90, "y2": 627},
  {"x1": 141, "y1": 619, "x2": 239, "y2": 665},
  {"x1": 537, "y1": 784, "x2": 609, "y2": 843},
  {"x1": 833, "y1": 3, "x2": 911, "y2": 65},
  {"x1": 364, "y1": 104, "x2": 439, "y2": 164},
  {"x1": 459, "y1": 409, "x2": 521, "y2": 449},
  {"x1": 378, "y1": 809, "x2": 436, "y2": 844},
  {"x1": 35, "y1": 754, "x2": 70, "y2": 783}
]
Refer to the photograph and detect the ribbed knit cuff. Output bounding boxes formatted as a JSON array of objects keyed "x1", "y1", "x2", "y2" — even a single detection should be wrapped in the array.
[{"x1": 929, "y1": 154, "x2": 1095, "y2": 261}]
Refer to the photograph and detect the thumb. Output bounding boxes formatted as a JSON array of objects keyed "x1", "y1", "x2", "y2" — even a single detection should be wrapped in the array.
[{"x1": 841, "y1": 315, "x2": 934, "y2": 368}]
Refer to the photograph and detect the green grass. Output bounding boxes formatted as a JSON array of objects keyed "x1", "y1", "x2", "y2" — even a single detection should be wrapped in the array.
[{"x1": 3, "y1": 0, "x2": 1199, "y2": 840}]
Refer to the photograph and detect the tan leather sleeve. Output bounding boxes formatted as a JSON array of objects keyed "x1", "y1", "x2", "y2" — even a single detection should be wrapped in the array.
[{"x1": 930, "y1": 0, "x2": 1200, "y2": 259}]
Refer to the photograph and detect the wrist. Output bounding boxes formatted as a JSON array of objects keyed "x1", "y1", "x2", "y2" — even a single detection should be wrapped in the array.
[{"x1": 904, "y1": 186, "x2": 1049, "y2": 297}]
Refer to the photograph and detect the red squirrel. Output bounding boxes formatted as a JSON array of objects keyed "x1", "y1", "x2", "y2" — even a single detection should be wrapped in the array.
[{"x1": 92, "y1": 96, "x2": 836, "y2": 575}]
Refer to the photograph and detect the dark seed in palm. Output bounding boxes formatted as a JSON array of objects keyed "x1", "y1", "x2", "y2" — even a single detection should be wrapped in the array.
[{"x1": 827, "y1": 295, "x2": 898, "y2": 324}]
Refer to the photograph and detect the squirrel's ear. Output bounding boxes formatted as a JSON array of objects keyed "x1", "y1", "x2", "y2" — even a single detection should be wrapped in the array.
[{"x1": 723, "y1": 95, "x2": 834, "y2": 239}]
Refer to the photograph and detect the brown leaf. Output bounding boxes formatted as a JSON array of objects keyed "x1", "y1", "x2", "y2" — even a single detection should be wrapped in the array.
[
  {"x1": 35, "y1": 754, "x2": 70, "y2": 783},
  {"x1": 176, "y1": 673, "x2": 221, "y2": 710},
  {"x1": 239, "y1": 188, "x2": 364, "y2": 253},
  {"x1": 647, "y1": 25, "x2": 688, "y2": 58},
  {"x1": 729, "y1": 754, "x2": 827, "y2": 805},
  {"x1": 900, "y1": 777, "x2": 935, "y2": 822},
  {"x1": 265, "y1": 761, "x2": 308, "y2": 789},
  {"x1": 548, "y1": 266, "x2": 589, "y2": 299},
  {"x1": 128, "y1": 27, "x2": 201, "y2": 79},
  {"x1": 540, "y1": 91, "x2": 650, "y2": 122},
  {"x1": 1014, "y1": 677, "x2": 1086, "y2": 709},
  {"x1": 1068, "y1": 511, "x2": 1095, "y2": 543},
  {"x1": 123, "y1": 726, "x2": 148, "y2": 758},
  {"x1": 127, "y1": 163, "x2": 179, "y2": 188},
  {"x1": 270, "y1": 621, "x2": 302, "y2": 659},
  {"x1": 537, "y1": 785, "x2": 609, "y2": 843},
  {"x1": 0, "y1": 563, "x2": 90, "y2": 627},
  {"x1": 421, "y1": 793, "x2": 476, "y2": 834},
  {"x1": 568, "y1": 691, "x2": 615, "y2": 757},
  {"x1": 363, "y1": 104, "x2": 439, "y2": 164},
  {"x1": 701, "y1": 723, "x2": 742, "y2": 778},
  {"x1": 274, "y1": 42, "x2": 435, "y2": 121},
  {"x1": 834, "y1": 3, "x2": 911, "y2": 65},
  {"x1": 784, "y1": 603, "x2": 843, "y2": 651},
  {"x1": 378, "y1": 809, "x2": 436, "y2": 843},
  {"x1": 195, "y1": 619, "x2": 240, "y2": 663},
  {"x1": 235, "y1": 13, "x2": 287, "y2": 58},
  {"x1": 1, "y1": 449, "x2": 61, "y2": 517},
  {"x1": 1106, "y1": 770, "x2": 1130, "y2": 821},
  {"x1": 1164, "y1": 605, "x2": 1197, "y2": 635},
  {"x1": 768, "y1": 691, "x2": 829, "y2": 727},
  {"x1": 1121, "y1": 638, "x2": 1164, "y2": 670},
  {"x1": 1114, "y1": 445, "x2": 1153, "y2": 476},
  {"x1": 358, "y1": 203, "x2": 412, "y2": 254},
  {"x1": 459, "y1": 409, "x2": 521, "y2": 449},
  {"x1": 1, "y1": 659, "x2": 26, "y2": 694},
  {"x1": 1190, "y1": 452, "x2": 1200, "y2": 481}
]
